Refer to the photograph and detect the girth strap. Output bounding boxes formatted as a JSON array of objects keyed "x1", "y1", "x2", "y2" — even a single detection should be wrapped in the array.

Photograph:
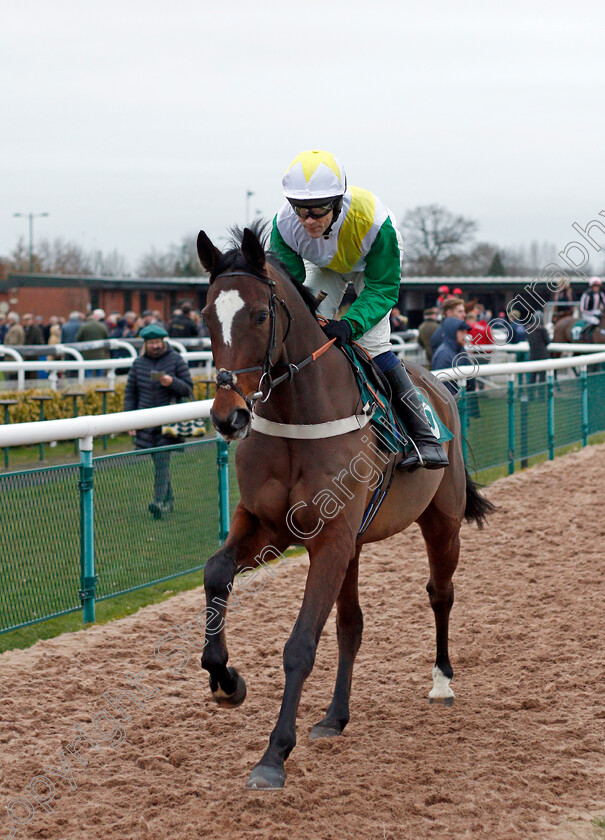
[{"x1": 250, "y1": 407, "x2": 373, "y2": 439}]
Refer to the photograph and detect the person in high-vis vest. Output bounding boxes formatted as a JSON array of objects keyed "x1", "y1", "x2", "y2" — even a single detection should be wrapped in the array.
[{"x1": 270, "y1": 149, "x2": 448, "y2": 470}]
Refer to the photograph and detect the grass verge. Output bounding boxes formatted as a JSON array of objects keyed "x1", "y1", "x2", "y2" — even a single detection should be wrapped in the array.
[
  {"x1": 472, "y1": 430, "x2": 605, "y2": 485},
  {"x1": 0, "y1": 434, "x2": 134, "y2": 472},
  {"x1": 0, "y1": 548, "x2": 304, "y2": 655}
]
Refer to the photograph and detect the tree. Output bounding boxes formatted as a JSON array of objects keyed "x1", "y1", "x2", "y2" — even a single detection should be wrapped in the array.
[
  {"x1": 488, "y1": 252, "x2": 505, "y2": 276},
  {"x1": 400, "y1": 205, "x2": 478, "y2": 276},
  {"x1": 36, "y1": 238, "x2": 93, "y2": 274},
  {"x1": 8, "y1": 237, "x2": 129, "y2": 276},
  {"x1": 137, "y1": 248, "x2": 176, "y2": 277},
  {"x1": 460, "y1": 242, "x2": 499, "y2": 276},
  {"x1": 176, "y1": 234, "x2": 206, "y2": 277},
  {"x1": 90, "y1": 248, "x2": 129, "y2": 277},
  {"x1": 137, "y1": 234, "x2": 206, "y2": 278},
  {"x1": 9, "y1": 237, "x2": 42, "y2": 273}
]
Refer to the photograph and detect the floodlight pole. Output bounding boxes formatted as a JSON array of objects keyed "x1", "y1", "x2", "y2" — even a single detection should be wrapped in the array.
[{"x1": 13, "y1": 211, "x2": 49, "y2": 273}]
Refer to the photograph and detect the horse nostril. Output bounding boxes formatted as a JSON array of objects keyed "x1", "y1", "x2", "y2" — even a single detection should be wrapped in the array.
[
  {"x1": 210, "y1": 408, "x2": 250, "y2": 436},
  {"x1": 230, "y1": 409, "x2": 250, "y2": 431}
]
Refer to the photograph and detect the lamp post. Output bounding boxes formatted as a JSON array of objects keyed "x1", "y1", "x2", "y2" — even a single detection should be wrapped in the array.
[
  {"x1": 245, "y1": 190, "x2": 254, "y2": 226},
  {"x1": 13, "y1": 212, "x2": 49, "y2": 273}
]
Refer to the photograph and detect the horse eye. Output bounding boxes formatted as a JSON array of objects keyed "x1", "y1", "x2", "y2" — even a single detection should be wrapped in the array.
[{"x1": 255, "y1": 311, "x2": 268, "y2": 325}]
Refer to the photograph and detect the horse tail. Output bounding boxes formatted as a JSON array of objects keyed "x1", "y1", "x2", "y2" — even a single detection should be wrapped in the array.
[{"x1": 464, "y1": 468, "x2": 496, "y2": 529}]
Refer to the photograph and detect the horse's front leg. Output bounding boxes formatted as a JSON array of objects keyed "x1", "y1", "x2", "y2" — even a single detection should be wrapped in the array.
[
  {"x1": 310, "y1": 546, "x2": 363, "y2": 739},
  {"x1": 246, "y1": 525, "x2": 353, "y2": 790},
  {"x1": 202, "y1": 504, "x2": 284, "y2": 707}
]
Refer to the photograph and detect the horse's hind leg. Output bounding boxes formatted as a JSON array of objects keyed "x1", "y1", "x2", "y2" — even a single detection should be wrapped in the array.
[
  {"x1": 310, "y1": 547, "x2": 363, "y2": 739},
  {"x1": 417, "y1": 505, "x2": 460, "y2": 705}
]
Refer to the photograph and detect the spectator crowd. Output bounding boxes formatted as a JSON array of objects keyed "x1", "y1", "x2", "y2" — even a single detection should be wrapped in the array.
[
  {"x1": 0, "y1": 283, "x2": 591, "y2": 393},
  {"x1": 0, "y1": 301, "x2": 209, "y2": 381},
  {"x1": 0, "y1": 301, "x2": 208, "y2": 348},
  {"x1": 416, "y1": 285, "x2": 552, "y2": 397}
]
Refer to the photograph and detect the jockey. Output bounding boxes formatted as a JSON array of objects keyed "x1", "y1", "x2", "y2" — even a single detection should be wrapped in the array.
[
  {"x1": 270, "y1": 149, "x2": 448, "y2": 470},
  {"x1": 579, "y1": 277, "x2": 605, "y2": 330}
]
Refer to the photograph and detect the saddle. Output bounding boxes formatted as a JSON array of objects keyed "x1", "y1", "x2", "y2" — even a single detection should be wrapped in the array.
[
  {"x1": 340, "y1": 343, "x2": 453, "y2": 455},
  {"x1": 571, "y1": 319, "x2": 593, "y2": 342}
]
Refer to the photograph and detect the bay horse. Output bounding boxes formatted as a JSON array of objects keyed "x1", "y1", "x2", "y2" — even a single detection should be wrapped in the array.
[
  {"x1": 196, "y1": 223, "x2": 494, "y2": 790},
  {"x1": 553, "y1": 311, "x2": 605, "y2": 345},
  {"x1": 553, "y1": 311, "x2": 605, "y2": 374}
]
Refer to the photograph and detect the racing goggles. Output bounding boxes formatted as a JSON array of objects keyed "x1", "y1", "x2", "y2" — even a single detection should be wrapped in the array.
[{"x1": 289, "y1": 201, "x2": 335, "y2": 220}]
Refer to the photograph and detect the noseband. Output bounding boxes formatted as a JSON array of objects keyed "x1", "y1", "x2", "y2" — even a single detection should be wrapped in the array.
[{"x1": 211, "y1": 270, "x2": 293, "y2": 411}]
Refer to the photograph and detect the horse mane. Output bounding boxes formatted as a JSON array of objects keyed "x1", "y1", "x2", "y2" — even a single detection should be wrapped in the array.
[{"x1": 212, "y1": 219, "x2": 319, "y2": 314}]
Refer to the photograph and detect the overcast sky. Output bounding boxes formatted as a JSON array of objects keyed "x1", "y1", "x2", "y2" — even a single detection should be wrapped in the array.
[{"x1": 2, "y1": 0, "x2": 604, "y2": 273}]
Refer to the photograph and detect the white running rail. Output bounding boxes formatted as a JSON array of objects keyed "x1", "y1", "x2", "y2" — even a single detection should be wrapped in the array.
[{"x1": 0, "y1": 350, "x2": 603, "y2": 450}]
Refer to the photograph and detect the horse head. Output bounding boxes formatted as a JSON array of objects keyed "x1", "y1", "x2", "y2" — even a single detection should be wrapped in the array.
[{"x1": 197, "y1": 224, "x2": 293, "y2": 441}]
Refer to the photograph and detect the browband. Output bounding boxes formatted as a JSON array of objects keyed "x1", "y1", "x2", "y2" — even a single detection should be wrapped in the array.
[{"x1": 212, "y1": 271, "x2": 275, "y2": 287}]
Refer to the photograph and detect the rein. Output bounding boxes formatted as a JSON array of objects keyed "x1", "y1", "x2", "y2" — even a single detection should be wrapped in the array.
[{"x1": 211, "y1": 269, "x2": 335, "y2": 410}]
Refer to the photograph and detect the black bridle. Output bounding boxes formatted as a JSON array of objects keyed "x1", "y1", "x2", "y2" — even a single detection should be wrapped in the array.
[{"x1": 211, "y1": 270, "x2": 294, "y2": 411}]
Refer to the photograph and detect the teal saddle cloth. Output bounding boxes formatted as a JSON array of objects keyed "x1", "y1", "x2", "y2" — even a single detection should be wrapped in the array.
[
  {"x1": 340, "y1": 344, "x2": 454, "y2": 453},
  {"x1": 571, "y1": 319, "x2": 589, "y2": 341}
]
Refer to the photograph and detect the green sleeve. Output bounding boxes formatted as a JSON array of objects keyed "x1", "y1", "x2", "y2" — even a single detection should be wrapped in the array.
[
  {"x1": 270, "y1": 216, "x2": 306, "y2": 284},
  {"x1": 342, "y1": 216, "x2": 401, "y2": 339}
]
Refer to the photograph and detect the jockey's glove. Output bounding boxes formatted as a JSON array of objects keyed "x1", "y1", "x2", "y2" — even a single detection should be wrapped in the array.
[{"x1": 322, "y1": 319, "x2": 352, "y2": 347}]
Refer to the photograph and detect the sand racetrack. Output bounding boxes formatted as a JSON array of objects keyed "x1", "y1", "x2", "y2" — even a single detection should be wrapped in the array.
[{"x1": 1, "y1": 444, "x2": 605, "y2": 840}]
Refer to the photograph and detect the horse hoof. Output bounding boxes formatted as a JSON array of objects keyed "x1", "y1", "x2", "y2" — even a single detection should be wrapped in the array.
[
  {"x1": 429, "y1": 695, "x2": 454, "y2": 707},
  {"x1": 245, "y1": 764, "x2": 286, "y2": 790},
  {"x1": 210, "y1": 667, "x2": 247, "y2": 708},
  {"x1": 428, "y1": 666, "x2": 454, "y2": 706},
  {"x1": 309, "y1": 723, "x2": 342, "y2": 740}
]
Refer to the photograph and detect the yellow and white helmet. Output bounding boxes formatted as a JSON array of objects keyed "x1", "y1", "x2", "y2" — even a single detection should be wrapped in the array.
[{"x1": 282, "y1": 149, "x2": 347, "y2": 202}]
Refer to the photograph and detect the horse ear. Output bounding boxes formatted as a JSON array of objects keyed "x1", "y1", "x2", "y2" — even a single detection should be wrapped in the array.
[
  {"x1": 241, "y1": 227, "x2": 266, "y2": 273},
  {"x1": 197, "y1": 231, "x2": 222, "y2": 278}
]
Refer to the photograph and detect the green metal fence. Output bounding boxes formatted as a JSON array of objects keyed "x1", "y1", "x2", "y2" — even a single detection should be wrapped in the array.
[
  {"x1": 93, "y1": 444, "x2": 225, "y2": 601},
  {"x1": 0, "y1": 463, "x2": 81, "y2": 631},
  {"x1": 461, "y1": 369, "x2": 605, "y2": 474},
  {"x1": 0, "y1": 438, "x2": 232, "y2": 635},
  {"x1": 1, "y1": 370, "x2": 604, "y2": 635}
]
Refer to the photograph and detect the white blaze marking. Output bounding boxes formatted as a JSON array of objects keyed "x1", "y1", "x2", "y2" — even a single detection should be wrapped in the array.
[{"x1": 214, "y1": 290, "x2": 245, "y2": 346}]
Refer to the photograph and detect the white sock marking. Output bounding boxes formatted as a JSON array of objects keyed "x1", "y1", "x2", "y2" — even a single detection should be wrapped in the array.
[
  {"x1": 215, "y1": 290, "x2": 245, "y2": 346},
  {"x1": 429, "y1": 665, "x2": 455, "y2": 700},
  {"x1": 213, "y1": 685, "x2": 233, "y2": 699}
]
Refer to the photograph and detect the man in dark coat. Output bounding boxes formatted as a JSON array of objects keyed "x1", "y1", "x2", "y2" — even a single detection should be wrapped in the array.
[
  {"x1": 430, "y1": 297, "x2": 466, "y2": 356},
  {"x1": 21, "y1": 313, "x2": 45, "y2": 379},
  {"x1": 509, "y1": 310, "x2": 527, "y2": 343},
  {"x1": 76, "y1": 309, "x2": 110, "y2": 376},
  {"x1": 431, "y1": 317, "x2": 472, "y2": 395},
  {"x1": 168, "y1": 302, "x2": 199, "y2": 339},
  {"x1": 124, "y1": 324, "x2": 193, "y2": 518},
  {"x1": 22, "y1": 313, "x2": 45, "y2": 345},
  {"x1": 61, "y1": 311, "x2": 83, "y2": 343},
  {"x1": 527, "y1": 311, "x2": 550, "y2": 395},
  {"x1": 417, "y1": 307, "x2": 439, "y2": 366}
]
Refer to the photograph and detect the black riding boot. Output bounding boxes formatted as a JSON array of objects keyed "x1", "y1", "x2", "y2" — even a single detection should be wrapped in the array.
[{"x1": 385, "y1": 363, "x2": 449, "y2": 470}]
